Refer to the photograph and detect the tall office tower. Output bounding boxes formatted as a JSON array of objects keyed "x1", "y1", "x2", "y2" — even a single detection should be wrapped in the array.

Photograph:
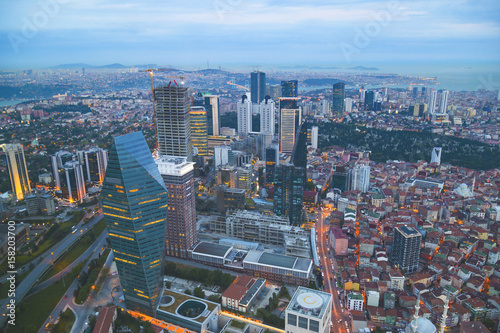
[
  {"x1": 344, "y1": 98, "x2": 353, "y2": 113},
  {"x1": 268, "y1": 84, "x2": 282, "y2": 101},
  {"x1": 102, "y1": 132, "x2": 168, "y2": 316},
  {"x1": 421, "y1": 87, "x2": 426, "y2": 97},
  {"x1": 273, "y1": 164, "x2": 305, "y2": 225},
  {"x1": 412, "y1": 87, "x2": 419, "y2": 98},
  {"x1": 431, "y1": 147, "x2": 442, "y2": 165},
  {"x1": 320, "y1": 99, "x2": 330, "y2": 115},
  {"x1": 281, "y1": 80, "x2": 298, "y2": 99},
  {"x1": 364, "y1": 91, "x2": 375, "y2": 111},
  {"x1": 332, "y1": 82, "x2": 345, "y2": 116},
  {"x1": 392, "y1": 226, "x2": 422, "y2": 273},
  {"x1": 154, "y1": 85, "x2": 192, "y2": 161},
  {"x1": 189, "y1": 106, "x2": 209, "y2": 156},
  {"x1": 439, "y1": 90, "x2": 449, "y2": 114},
  {"x1": 348, "y1": 164, "x2": 370, "y2": 192},
  {"x1": 156, "y1": 156, "x2": 196, "y2": 259},
  {"x1": 237, "y1": 95, "x2": 252, "y2": 135},
  {"x1": 359, "y1": 87, "x2": 367, "y2": 102},
  {"x1": 251, "y1": 71, "x2": 266, "y2": 104},
  {"x1": 260, "y1": 96, "x2": 275, "y2": 135},
  {"x1": 1, "y1": 144, "x2": 31, "y2": 201},
  {"x1": 205, "y1": 95, "x2": 220, "y2": 136},
  {"x1": 59, "y1": 161, "x2": 86, "y2": 202},
  {"x1": 265, "y1": 145, "x2": 279, "y2": 187},
  {"x1": 310, "y1": 126, "x2": 318, "y2": 150},
  {"x1": 214, "y1": 145, "x2": 232, "y2": 167},
  {"x1": 77, "y1": 148, "x2": 108, "y2": 184},
  {"x1": 292, "y1": 122, "x2": 309, "y2": 169},
  {"x1": 51, "y1": 150, "x2": 74, "y2": 189},
  {"x1": 428, "y1": 90, "x2": 438, "y2": 115},
  {"x1": 280, "y1": 108, "x2": 297, "y2": 154}
]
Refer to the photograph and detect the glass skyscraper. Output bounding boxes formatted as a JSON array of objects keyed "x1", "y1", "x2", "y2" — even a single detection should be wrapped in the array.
[
  {"x1": 251, "y1": 71, "x2": 266, "y2": 104},
  {"x1": 332, "y1": 82, "x2": 345, "y2": 116},
  {"x1": 102, "y1": 131, "x2": 168, "y2": 316},
  {"x1": 189, "y1": 106, "x2": 209, "y2": 156},
  {"x1": 1, "y1": 143, "x2": 31, "y2": 201},
  {"x1": 273, "y1": 163, "x2": 305, "y2": 225}
]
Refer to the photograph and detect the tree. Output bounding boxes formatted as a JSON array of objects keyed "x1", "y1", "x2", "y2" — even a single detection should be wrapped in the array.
[
  {"x1": 184, "y1": 289, "x2": 192, "y2": 295},
  {"x1": 207, "y1": 294, "x2": 221, "y2": 302},
  {"x1": 193, "y1": 287, "x2": 205, "y2": 299},
  {"x1": 164, "y1": 262, "x2": 177, "y2": 275},
  {"x1": 165, "y1": 281, "x2": 172, "y2": 289}
]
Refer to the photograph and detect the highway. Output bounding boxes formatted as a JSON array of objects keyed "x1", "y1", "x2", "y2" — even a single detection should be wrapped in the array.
[{"x1": 316, "y1": 208, "x2": 351, "y2": 333}]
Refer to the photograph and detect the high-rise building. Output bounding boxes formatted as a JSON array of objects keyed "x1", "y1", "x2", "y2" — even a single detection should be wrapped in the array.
[
  {"x1": 332, "y1": 82, "x2": 345, "y2": 116},
  {"x1": 189, "y1": 106, "x2": 209, "y2": 156},
  {"x1": 214, "y1": 145, "x2": 232, "y2": 167},
  {"x1": 348, "y1": 164, "x2": 370, "y2": 192},
  {"x1": 205, "y1": 95, "x2": 220, "y2": 136},
  {"x1": 365, "y1": 91, "x2": 375, "y2": 111},
  {"x1": 51, "y1": 150, "x2": 74, "y2": 189},
  {"x1": 285, "y1": 287, "x2": 332, "y2": 333},
  {"x1": 1, "y1": 144, "x2": 31, "y2": 201},
  {"x1": 59, "y1": 161, "x2": 86, "y2": 202},
  {"x1": 251, "y1": 71, "x2": 266, "y2": 104},
  {"x1": 392, "y1": 226, "x2": 422, "y2": 273},
  {"x1": 310, "y1": 126, "x2": 318, "y2": 150},
  {"x1": 412, "y1": 87, "x2": 419, "y2": 98},
  {"x1": 439, "y1": 90, "x2": 449, "y2": 114},
  {"x1": 260, "y1": 96, "x2": 275, "y2": 135},
  {"x1": 156, "y1": 156, "x2": 197, "y2": 259},
  {"x1": 292, "y1": 122, "x2": 309, "y2": 169},
  {"x1": 344, "y1": 98, "x2": 352, "y2": 113},
  {"x1": 237, "y1": 95, "x2": 252, "y2": 135},
  {"x1": 320, "y1": 100, "x2": 330, "y2": 115},
  {"x1": 265, "y1": 145, "x2": 279, "y2": 187},
  {"x1": 102, "y1": 131, "x2": 168, "y2": 316},
  {"x1": 281, "y1": 80, "x2": 298, "y2": 99},
  {"x1": 428, "y1": 90, "x2": 438, "y2": 115},
  {"x1": 154, "y1": 85, "x2": 192, "y2": 161},
  {"x1": 236, "y1": 164, "x2": 253, "y2": 191},
  {"x1": 273, "y1": 163, "x2": 305, "y2": 225},
  {"x1": 431, "y1": 147, "x2": 442, "y2": 165},
  {"x1": 77, "y1": 147, "x2": 108, "y2": 184},
  {"x1": 280, "y1": 108, "x2": 297, "y2": 154}
]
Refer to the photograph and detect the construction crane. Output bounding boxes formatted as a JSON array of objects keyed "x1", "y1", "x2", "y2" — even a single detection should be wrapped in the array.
[{"x1": 139, "y1": 68, "x2": 185, "y2": 149}]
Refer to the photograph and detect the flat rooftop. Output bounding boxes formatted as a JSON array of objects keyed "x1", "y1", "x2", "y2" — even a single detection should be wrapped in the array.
[
  {"x1": 192, "y1": 242, "x2": 232, "y2": 258},
  {"x1": 243, "y1": 250, "x2": 312, "y2": 272},
  {"x1": 287, "y1": 286, "x2": 331, "y2": 319},
  {"x1": 398, "y1": 226, "x2": 421, "y2": 237}
]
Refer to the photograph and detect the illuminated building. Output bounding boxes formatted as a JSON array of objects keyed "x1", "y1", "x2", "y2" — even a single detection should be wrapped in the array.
[
  {"x1": 439, "y1": 90, "x2": 449, "y2": 114},
  {"x1": 332, "y1": 82, "x2": 345, "y2": 116},
  {"x1": 51, "y1": 150, "x2": 73, "y2": 189},
  {"x1": 102, "y1": 131, "x2": 168, "y2": 316},
  {"x1": 428, "y1": 90, "x2": 438, "y2": 115},
  {"x1": 59, "y1": 161, "x2": 86, "y2": 202},
  {"x1": 392, "y1": 226, "x2": 422, "y2": 273},
  {"x1": 154, "y1": 85, "x2": 192, "y2": 161},
  {"x1": 189, "y1": 106, "x2": 209, "y2": 156},
  {"x1": 365, "y1": 91, "x2": 375, "y2": 111},
  {"x1": 77, "y1": 147, "x2": 108, "y2": 184},
  {"x1": 280, "y1": 108, "x2": 297, "y2": 154},
  {"x1": 251, "y1": 71, "x2": 266, "y2": 104},
  {"x1": 156, "y1": 156, "x2": 197, "y2": 259},
  {"x1": 265, "y1": 145, "x2": 278, "y2": 186},
  {"x1": 1, "y1": 143, "x2": 31, "y2": 201}
]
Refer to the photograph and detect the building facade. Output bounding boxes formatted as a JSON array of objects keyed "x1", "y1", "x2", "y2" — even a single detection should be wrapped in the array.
[
  {"x1": 259, "y1": 96, "x2": 275, "y2": 135},
  {"x1": 189, "y1": 106, "x2": 209, "y2": 156},
  {"x1": 285, "y1": 287, "x2": 332, "y2": 333},
  {"x1": 392, "y1": 226, "x2": 422, "y2": 273},
  {"x1": 77, "y1": 147, "x2": 108, "y2": 184},
  {"x1": 251, "y1": 71, "x2": 266, "y2": 104},
  {"x1": 102, "y1": 131, "x2": 168, "y2": 316},
  {"x1": 237, "y1": 95, "x2": 252, "y2": 135},
  {"x1": 1, "y1": 143, "x2": 31, "y2": 201},
  {"x1": 332, "y1": 82, "x2": 345, "y2": 116},
  {"x1": 274, "y1": 164, "x2": 305, "y2": 225}
]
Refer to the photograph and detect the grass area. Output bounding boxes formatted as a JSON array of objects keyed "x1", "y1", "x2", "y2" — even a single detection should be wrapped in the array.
[
  {"x1": 41, "y1": 219, "x2": 107, "y2": 282},
  {"x1": 74, "y1": 249, "x2": 110, "y2": 304},
  {"x1": 9, "y1": 262, "x2": 84, "y2": 333},
  {"x1": 230, "y1": 320, "x2": 247, "y2": 329},
  {"x1": 158, "y1": 289, "x2": 217, "y2": 323},
  {"x1": 50, "y1": 308, "x2": 75, "y2": 333}
]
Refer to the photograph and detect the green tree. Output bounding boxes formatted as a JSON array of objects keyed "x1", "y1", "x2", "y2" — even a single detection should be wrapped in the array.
[{"x1": 193, "y1": 287, "x2": 205, "y2": 299}]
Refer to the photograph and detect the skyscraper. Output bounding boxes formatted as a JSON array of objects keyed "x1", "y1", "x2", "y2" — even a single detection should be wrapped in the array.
[
  {"x1": 102, "y1": 131, "x2": 168, "y2": 316},
  {"x1": 251, "y1": 71, "x2": 266, "y2": 104},
  {"x1": 273, "y1": 164, "x2": 305, "y2": 225},
  {"x1": 265, "y1": 145, "x2": 279, "y2": 187},
  {"x1": 281, "y1": 80, "x2": 298, "y2": 99},
  {"x1": 237, "y1": 94, "x2": 252, "y2": 135},
  {"x1": 156, "y1": 156, "x2": 197, "y2": 259},
  {"x1": 77, "y1": 147, "x2": 108, "y2": 184},
  {"x1": 428, "y1": 90, "x2": 438, "y2": 115},
  {"x1": 392, "y1": 226, "x2": 422, "y2": 273},
  {"x1": 1, "y1": 143, "x2": 31, "y2": 201},
  {"x1": 439, "y1": 90, "x2": 449, "y2": 114},
  {"x1": 154, "y1": 85, "x2": 192, "y2": 161},
  {"x1": 280, "y1": 108, "x2": 297, "y2": 154},
  {"x1": 310, "y1": 126, "x2": 318, "y2": 150},
  {"x1": 364, "y1": 91, "x2": 375, "y2": 111},
  {"x1": 51, "y1": 150, "x2": 74, "y2": 189},
  {"x1": 205, "y1": 95, "x2": 220, "y2": 136},
  {"x1": 260, "y1": 96, "x2": 275, "y2": 135},
  {"x1": 332, "y1": 82, "x2": 345, "y2": 116},
  {"x1": 348, "y1": 164, "x2": 370, "y2": 192},
  {"x1": 59, "y1": 161, "x2": 86, "y2": 202},
  {"x1": 189, "y1": 106, "x2": 209, "y2": 156},
  {"x1": 291, "y1": 122, "x2": 309, "y2": 169}
]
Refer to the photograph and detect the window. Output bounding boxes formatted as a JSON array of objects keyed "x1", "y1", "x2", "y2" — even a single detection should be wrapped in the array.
[
  {"x1": 298, "y1": 316, "x2": 308, "y2": 329},
  {"x1": 310, "y1": 320, "x2": 319, "y2": 332},
  {"x1": 287, "y1": 313, "x2": 297, "y2": 326}
]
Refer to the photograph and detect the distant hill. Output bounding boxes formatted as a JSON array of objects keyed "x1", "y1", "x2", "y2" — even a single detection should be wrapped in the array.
[
  {"x1": 49, "y1": 63, "x2": 127, "y2": 69},
  {"x1": 347, "y1": 66, "x2": 379, "y2": 71},
  {"x1": 303, "y1": 78, "x2": 351, "y2": 86}
]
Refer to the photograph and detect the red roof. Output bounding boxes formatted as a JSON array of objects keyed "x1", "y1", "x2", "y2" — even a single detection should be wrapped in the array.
[{"x1": 93, "y1": 306, "x2": 116, "y2": 333}]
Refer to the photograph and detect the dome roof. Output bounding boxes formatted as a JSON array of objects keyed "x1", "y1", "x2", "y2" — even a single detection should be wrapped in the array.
[{"x1": 410, "y1": 318, "x2": 437, "y2": 333}]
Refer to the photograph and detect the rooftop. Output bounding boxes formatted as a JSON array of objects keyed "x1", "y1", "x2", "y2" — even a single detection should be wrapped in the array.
[
  {"x1": 286, "y1": 286, "x2": 331, "y2": 320},
  {"x1": 192, "y1": 242, "x2": 232, "y2": 258}
]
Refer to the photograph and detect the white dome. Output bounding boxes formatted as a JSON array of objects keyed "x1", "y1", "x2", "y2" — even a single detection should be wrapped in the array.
[{"x1": 409, "y1": 318, "x2": 437, "y2": 333}]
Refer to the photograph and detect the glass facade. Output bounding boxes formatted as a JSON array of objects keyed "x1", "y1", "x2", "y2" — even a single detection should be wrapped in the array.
[
  {"x1": 189, "y1": 107, "x2": 209, "y2": 156},
  {"x1": 101, "y1": 131, "x2": 168, "y2": 316},
  {"x1": 332, "y1": 82, "x2": 345, "y2": 116},
  {"x1": 1, "y1": 143, "x2": 31, "y2": 201},
  {"x1": 251, "y1": 71, "x2": 266, "y2": 104},
  {"x1": 273, "y1": 164, "x2": 305, "y2": 225}
]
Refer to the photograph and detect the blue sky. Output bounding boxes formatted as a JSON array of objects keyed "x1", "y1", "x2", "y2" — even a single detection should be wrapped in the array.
[{"x1": 0, "y1": 0, "x2": 499, "y2": 70}]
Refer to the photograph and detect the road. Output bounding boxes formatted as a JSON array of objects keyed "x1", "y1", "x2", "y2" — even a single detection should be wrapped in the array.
[
  {"x1": 316, "y1": 208, "x2": 351, "y2": 333},
  {"x1": 39, "y1": 250, "x2": 117, "y2": 333}
]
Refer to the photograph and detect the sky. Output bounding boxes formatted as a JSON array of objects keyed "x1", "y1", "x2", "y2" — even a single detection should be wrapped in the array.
[{"x1": 0, "y1": 0, "x2": 499, "y2": 71}]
